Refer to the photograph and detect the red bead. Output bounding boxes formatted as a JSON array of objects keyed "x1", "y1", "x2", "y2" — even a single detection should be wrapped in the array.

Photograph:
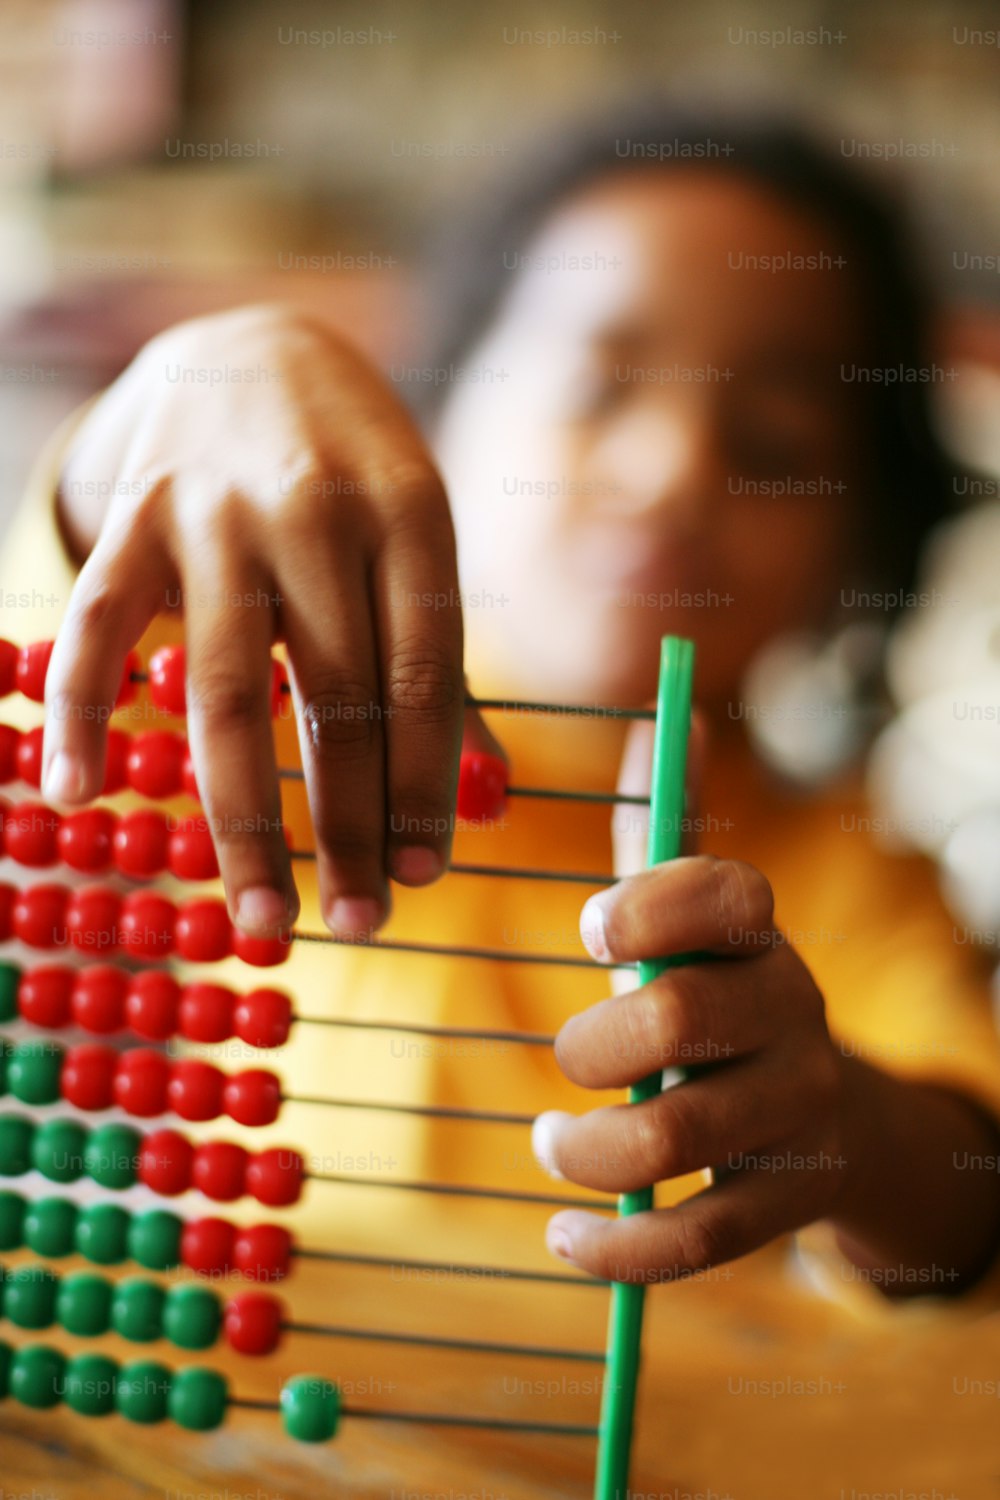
[
  {"x1": 167, "y1": 1060, "x2": 224, "y2": 1122},
  {"x1": 167, "y1": 817, "x2": 218, "y2": 881},
  {"x1": 270, "y1": 659, "x2": 290, "y2": 719},
  {"x1": 15, "y1": 727, "x2": 43, "y2": 788},
  {"x1": 0, "y1": 640, "x2": 17, "y2": 696},
  {"x1": 223, "y1": 1070, "x2": 281, "y2": 1128},
  {"x1": 114, "y1": 1048, "x2": 170, "y2": 1117},
  {"x1": 139, "y1": 1127, "x2": 195, "y2": 1196},
  {"x1": 4, "y1": 801, "x2": 60, "y2": 866},
  {"x1": 456, "y1": 751, "x2": 509, "y2": 823},
  {"x1": 71, "y1": 965, "x2": 128, "y2": 1034},
  {"x1": 174, "y1": 900, "x2": 231, "y2": 963},
  {"x1": 126, "y1": 731, "x2": 185, "y2": 799},
  {"x1": 231, "y1": 927, "x2": 291, "y2": 969},
  {"x1": 233, "y1": 1223, "x2": 292, "y2": 1282},
  {"x1": 57, "y1": 808, "x2": 117, "y2": 873},
  {"x1": 233, "y1": 989, "x2": 292, "y2": 1050},
  {"x1": 125, "y1": 971, "x2": 180, "y2": 1041},
  {"x1": 115, "y1": 649, "x2": 141, "y2": 709},
  {"x1": 15, "y1": 640, "x2": 54, "y2": 703},
  {"x1": 246, "y1": 1147, "x2": 303, "y2": 1207},
  {"x1": 148, "y1": 645, "x2": 187, "y2": 716},
  {"x1": 192, "y1": 1141, "x2": 248, "y2": 1202},
  {"x1": 223, "y1": 1291, "x2": 282, "y2": 1356},
  {"x1": 181, "y1": 1216, "x2": 236, "y2": 1277},
  {"x1": 65, "y1": 886, "x2": 121, "y2": 955},
  {"x1": 113, "y1": 810, "x2": 169, "y2": 880},
  {"x1": 13, "y1": 883, "x2": 67, "y2": 948},
  {"x1": 118, "y1": 891, "x2": 175, "y2": 959},
  {"x1": 102, "y1": 730, "x2": 130, "y2": 794},
  {"x1": 62, "y1": 1044, "x2": 117, "y2": 1110},
  {"x1": 181, "y1": 750, "x2": 199, "y2": 800},
  {"x1": 19, "y1": 964, "x2": 74, "y2": 1028},
  {"x1": 0, "y1": 724, "x2": 20, "y2": 783},
  {"x1": 178, "y1": 983, "x2": 233, "y2": 1043}
]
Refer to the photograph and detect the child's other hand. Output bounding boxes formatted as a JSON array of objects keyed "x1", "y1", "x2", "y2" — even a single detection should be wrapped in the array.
[
  {"x1": 535, "y1": 717, "x2": 851, "y2": 1283},
  {"x1": 42, "y1": 306, "x2": 466, "y2": 939}
]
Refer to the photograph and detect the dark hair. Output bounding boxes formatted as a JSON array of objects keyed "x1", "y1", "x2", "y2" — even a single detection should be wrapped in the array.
[{"x1": 415, "y1": 99, "x2": 954, "y2": 600}]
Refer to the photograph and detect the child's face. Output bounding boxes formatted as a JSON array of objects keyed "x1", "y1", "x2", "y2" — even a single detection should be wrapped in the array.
[{"x1": 434, "y1": 169, "x2": 871, "y2": 709}]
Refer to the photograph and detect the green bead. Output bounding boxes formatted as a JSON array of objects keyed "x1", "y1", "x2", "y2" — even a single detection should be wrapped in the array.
[
  {"x1": 4, "y1": 1267, "x2": 58, "y2": 1329},
  {"x1": 111, "y1": 1279, "x2": 165, "y2": 1342},
  {"x1": 168, "y1": 1367, "x2": 227, "y2": 1431},
  {"x1": 8, "y1": 1040, "x2": 63, "y2": 1105},
  {"x1": 0, "y1": 1190, "x2": 25, "y2": 1250},
  {"x1": 0, "y1": 1115, "x2": 34, "y2": 1175},
  {"x1": 57, "y1": 1273, "x2": 113, "y2": 1337},
  {"x1": 0, "y1": 1037, "x2": 9, "y2": 1095},
  {"x1": 63, "y1": 1353, "x2": 118, "y2": 1417},
  {"x1": 280, "y1": 1374, "x2": 340, "y2": 1442},
  {"x1": 0, "y1": 964, "x2": 20, "y2": 1023},
  {"x1": 129, "y1": 1209, "x2": 182, "y2": 1272},
  {"x1": 0, "y1": 1340, "x2": 10, "y2": 1396},
  {"x1": 116, "y1": 1359, "x2": 171, "y2": 1424},
  {"x1": 31, "y1": 1118, "x2": 87, "y2": 1183},
  {"x1": 10, "y1": 1344, "x2": 65, "y2": 1408},
  {"x1": 85, "y1": 1123, "x2": 140, "y2": 1190},
  {"x1": 75, "y1": 1203, "x2": 129, "y2": 1265},
  {"x1": 162, "y1": 1285, "x2": 220, "y2": 1351},
  {"x1": 24, "y1": 1195, "x2": 77, "y2": 1257}
]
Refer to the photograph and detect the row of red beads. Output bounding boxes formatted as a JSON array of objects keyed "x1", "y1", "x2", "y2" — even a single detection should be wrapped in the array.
[
  {"x1": 1, "y1": 799, "x2": 231, "y2": 880},
  {"x1": 56, "y1": 1044, "x2": 281, "y2": 1126}
]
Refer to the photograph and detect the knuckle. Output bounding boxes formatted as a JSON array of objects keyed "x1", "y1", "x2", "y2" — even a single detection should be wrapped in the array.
[
  {"x1": 190, "y1": 668, "x2": 263, "y2": 730},
  {"x1": 385, "y1": 645, "x2": 460, "y2": 724},
  {"x1": 710, "y1": 858, "x2": 773, "y2": 940},
  {"x1": 674, "y1": 1210, "x2": 733, "y2": 1273},
  {"x1": 621, "y1": 1104, "x2": 672, "y2": 1184},
  {"x1": 301, "y1": 677, "x2": 380, "y2": 761}
]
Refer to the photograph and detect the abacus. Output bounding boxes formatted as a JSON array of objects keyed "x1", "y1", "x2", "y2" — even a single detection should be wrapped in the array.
[{"x1": 0, "y1": 631, "x2": 694, "y2": 1498}]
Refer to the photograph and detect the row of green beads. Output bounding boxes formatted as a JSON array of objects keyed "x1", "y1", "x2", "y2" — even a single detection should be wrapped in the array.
[
  {"x1": 0, "y1": 1039, "x2": 64, "y2": 1106},
  {"x1": 1, "y1": 1266, "x2": 222, "y2": 1350},
  {"x1": 0, "y1": 1114, "x2": 140, "y2": 1189},
  {"x1": 0, "y1": 1191, "x2": 183, "y2": 1270},
  {"x1": 0, "y1": 1339, "x2": 227, "y2": 1429}
]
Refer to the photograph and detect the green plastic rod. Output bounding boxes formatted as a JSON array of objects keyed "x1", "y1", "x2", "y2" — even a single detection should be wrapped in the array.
[{"x1": 594, "y1": 634, "x2": 695, "y2": 1500}]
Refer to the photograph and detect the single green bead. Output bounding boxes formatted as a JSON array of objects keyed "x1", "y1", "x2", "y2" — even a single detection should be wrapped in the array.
[
  {"x1": 24, "y1": 1195, "x2": 77, "y2": 1257},
  {"x1": 8, "y1": 1040, "x2": 63, "y2": 1105},
  {"x1": 74, "y1": 1202, "x2": 130, "y2": 1265},
  {"x1": 162, "y1": 1285, "x2": 220, "y2": 1351},
  {"x1": 115, "y1": 1359, "x2": 171, "y2": 1424},
  {"x1": 63, "y1": 1353, "x2": 118, "y2": 1417},
  {"x1": 4, "y1": 1267, "x2": 59, "y2": 1329},
  {"x1": 31, "y1": 1118, "x2": 87, "y2": 1184},
  {"x1": 0, "y1": 1115, "x2": 34, "y2": 1175},
  {"x1": 0, "y1": 964, "x2": 21, "y2": 1023},
  {"x1": 0, "y1": 1189, "x2": 25, "y2": 1250},
  {"x1": 85, "y1": 1123, "x2": 140, "y2": 1190},
  {"x1": 0, "y1": 1340, "x2": 11, "y2": 1397},
  {"x1": 168, "y1": 1367, "x2": 227, "y2": 1431},
  {"x1": 128, "y1": 1209, "x2": 182, "y2": 1272},
  {"x1": 280, "y1": 1374, "x2": 340, "y2": 1442},
  {"x1": 56, "y1": 1273, "x2": 113, "y2": 1338},
  {"x1": 111, "y1": 1279, "x2": 165, "y2": 1343},
  {"x1": 10, "y1": 1344, "x2": 65, "y2": 1408}
]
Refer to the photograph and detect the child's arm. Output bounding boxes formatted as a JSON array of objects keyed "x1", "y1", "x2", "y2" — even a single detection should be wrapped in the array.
[
  {"x1": 536, "y1": 857, "x2": 1000, "y2": 1296},
  {"x1": 43, "y1": 304, "x2": 466, "y2": 939}
]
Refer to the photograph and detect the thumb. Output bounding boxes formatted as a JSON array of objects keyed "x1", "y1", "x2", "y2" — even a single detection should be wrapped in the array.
[{"x1": 612, "y1": 704, "x2": 707, "y2": 877}]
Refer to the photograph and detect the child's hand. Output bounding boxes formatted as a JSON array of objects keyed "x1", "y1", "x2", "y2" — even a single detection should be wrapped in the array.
[
  {"x1": 534, "y1": 719, "x2": 852, "y2": 1283},
  {"x1": 42, "y1": 306, "x2": 466, "y2": 938}
]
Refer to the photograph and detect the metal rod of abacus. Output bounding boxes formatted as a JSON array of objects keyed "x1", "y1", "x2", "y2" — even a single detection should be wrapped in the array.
[
  {"x1": 282, "y1": 1318, "x2": 604, "y2": 1363},
  {"x1": 286, "y1": 1093, "x2": 535, "y2": 1126},
  {"x1": 306, "y1": 1171, "x2": 616, "y2": 1212},
  {"x1": 293, "y1": 1245, "x2": 607, "y2": 1288},
  {"x1": 278, "y1": 764, "x2": 650, "y2": 808},
  {"x1": 293, "y1": 929, "x2": 636, "y2": 971},
  {"x1": 289, "y1": 851, "x2": 617, "y2": 886},
  {"x1": 228, "y1": 1396, "x2": 600, "y2": 1437},
  {"x1": 293, "y1": 1014, "x2": 556, "y2": 1046}
]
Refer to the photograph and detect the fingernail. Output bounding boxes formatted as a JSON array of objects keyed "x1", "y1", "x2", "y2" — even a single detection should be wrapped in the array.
[
  {"x1": 580, "y1": 895, "x2": 610, "y2": 961},
  {"x1": 391, "y1": 846, "x2": 444, "y2": 886},
  {"x1": 531, "y1": 1111, "x2": 570, "y2": 1180},
  {"x1": 327, "y1": 896, "x2": 384, "y2": 939},
  {"x1": 42, "y1": 751, "x2": 86, "y2": 803},
  {"x1": 546, "y1": 1225, "x2": 575, "y2": 1261},
  {"x1": 236, "y1": 886, "x2": 295, "y2": 934}
]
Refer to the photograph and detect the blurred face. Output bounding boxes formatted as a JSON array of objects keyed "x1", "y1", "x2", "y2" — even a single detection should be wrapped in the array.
[{"x1": 434, "y1": 169, "x2": 874, "y2": 710}]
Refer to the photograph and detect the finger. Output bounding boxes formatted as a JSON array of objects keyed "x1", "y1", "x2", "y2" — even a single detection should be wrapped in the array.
[
  {"x1": 612, "y1": 704, "x2": 708, "y2": 878},
  {"x1": 42, "y1": 536, "x2": 171, "y2": 803},
  {"x1": 279, "y1": 535, "x2": 389, "y2": 938},
  {"x1": 183, "y1": 556, "x2": 297, "y2": 937},
  {"x1": 555, "y1": 947, "x2": 806, "y2": 1089},
  {"x1": 372, "y1": 487, "x2": 464, "y2": 886},
  {"x1": 544, "y1": 1144, "x2": 834, "y2": 1282},
  {"x1": 580, "y1": 855, "x2": 775, "y2": 964},
  {"x1": 533, "y1": 1049, "x2": 802, "y2": 1193}
]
